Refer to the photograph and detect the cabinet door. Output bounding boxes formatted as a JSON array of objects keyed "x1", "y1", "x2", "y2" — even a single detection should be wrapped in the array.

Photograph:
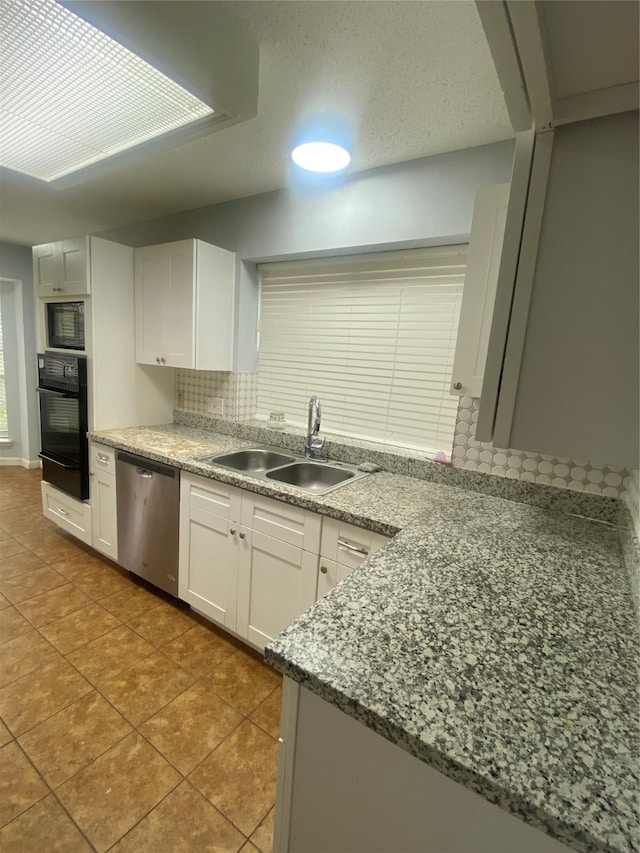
[
  {"x1": 135, "y1": 241, "x2": 195, "y2": 367},
  {"x1": 450, "y1": 183, "x2": 510, "y2": 397},
  {"x1": 59, "y1": 238, "x2": 90, "y2": 295},
  {"x1": 34, "y1": 239, "x2": 90, "y2": 297},
  {"x1": 165, "y1": 241, "x2": 195, "y2": 368},
  {"x1": 135, "y1": 248, "x2": 170, "y2": 365},
  {"x1": 179, "y1": 503, "x2": 239, "y2": 631},
  {"x1": 237, "y1": 529, "x2": 317, "y2": 652},
  {"x1": 316, "y1": 557, "x2": 338, "y2": 601},
  {"x1": 316, "y1": 558, "x2": 359, "y2": 602},
  {"x1": 91, "y1": 469, "x2": 118, "y2": 561},
  {"x1": 33, "y1": 243, "x2": 59, "y2": 297}
]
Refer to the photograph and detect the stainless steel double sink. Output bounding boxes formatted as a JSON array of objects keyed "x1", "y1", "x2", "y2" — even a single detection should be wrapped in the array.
[{"x1": 195, "y1": 445, "x2": 369, "y2": 496}]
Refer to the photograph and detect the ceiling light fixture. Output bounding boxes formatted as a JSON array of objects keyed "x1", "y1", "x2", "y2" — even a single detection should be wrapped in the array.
[
  {"x1": 291, "y1": 141, "x2": 351, "y2": 173},
  {"x1": 0, "y1": 0, "x2": 215, "y2": 182}
]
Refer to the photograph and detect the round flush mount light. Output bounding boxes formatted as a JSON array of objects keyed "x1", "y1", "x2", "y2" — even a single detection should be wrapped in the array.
[{"x1": 291, "y1": 141, "x2": 351, "y2": 173}]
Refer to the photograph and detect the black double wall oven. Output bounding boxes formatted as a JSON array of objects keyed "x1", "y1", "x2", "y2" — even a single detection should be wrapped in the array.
[{"x1": 37, "y1": 352, "x2": 89, "y2": 501}]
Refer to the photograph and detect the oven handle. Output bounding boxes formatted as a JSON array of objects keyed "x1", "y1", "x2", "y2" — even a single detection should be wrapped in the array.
[
  {"x1": 38, "y1": 452, "x2": 80, "y2": 470},
  {"x1": 36, "y1": 386, "x2": 79, "y2": 399}
]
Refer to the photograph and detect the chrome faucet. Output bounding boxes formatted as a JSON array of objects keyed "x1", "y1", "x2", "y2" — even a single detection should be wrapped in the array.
[{"x1": 305, "y1": 395, "x2": 325, "y2": 459}]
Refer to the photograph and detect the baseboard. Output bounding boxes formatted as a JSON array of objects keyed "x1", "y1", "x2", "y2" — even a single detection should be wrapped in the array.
[{"x1": 0, "y1": 458, "x2": 42, "y2": 469}]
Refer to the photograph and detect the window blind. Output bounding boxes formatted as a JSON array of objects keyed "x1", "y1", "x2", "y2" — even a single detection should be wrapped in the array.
[
  {"x1": 257, "y1": 246, "x2": 467, "y2": 455},
  {"x1": 0, "y1": 296, "x2": 7, "y2": 438}
]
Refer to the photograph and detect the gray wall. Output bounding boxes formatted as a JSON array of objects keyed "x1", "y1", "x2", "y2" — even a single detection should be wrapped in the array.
[
  {"x1": 509, "y1": 111, "x2": 639, "y2": 468},
  {"x1": 101, "y1": 140, "x2": 515, "y2": 370},
  {"x1": 0, "y1": 242, "x2": 40, "y2": 463}
]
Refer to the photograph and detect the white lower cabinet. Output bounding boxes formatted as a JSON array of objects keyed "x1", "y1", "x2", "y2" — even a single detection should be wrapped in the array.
[
  {"x1": 179, "y1": 472, "x2": 321, "y2": 652},
  {"x1": 41, "y1": 482, "x2": 92, "y2": 544},
  {"x1": 89, "y1": 442, "x2": 118, "y2": 561},
  {"x1": 237, "y1": 531, "x2": 318, "y2": 650},
  {"x1": 90, "y1": 468, "x2": 118, "y2": 561},
  {"x1": 179, "y1": 502, "x2": 242, "y2": 631},
  {"x1": 317, "y1": 518, "x2": 390, "y2": 600}
]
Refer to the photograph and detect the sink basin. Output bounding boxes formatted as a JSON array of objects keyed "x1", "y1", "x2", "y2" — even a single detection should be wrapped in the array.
[
  {"x1": 199, "y1": 447, "x2": 295, "y2": 473},
  {"x1": 266, "y1": 462, "x2": 355, "y2": 493},
  {"x1": 194, "y1": 445, "x2": 368, "y2": 495}
]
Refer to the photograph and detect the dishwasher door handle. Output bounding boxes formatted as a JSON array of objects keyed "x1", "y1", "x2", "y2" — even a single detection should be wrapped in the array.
[{"x1": 136, "y1": 468, "x2": 154, "y2": 478}]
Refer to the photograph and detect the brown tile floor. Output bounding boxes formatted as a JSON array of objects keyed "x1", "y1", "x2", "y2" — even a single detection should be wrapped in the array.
[{"x1": 0, "y1": 467, "x2": 280, "y2": 852}]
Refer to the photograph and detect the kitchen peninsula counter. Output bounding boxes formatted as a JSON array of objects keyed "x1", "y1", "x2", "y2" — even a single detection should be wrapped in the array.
[{"x1": 90, "y1": 422, "x2": 639, "y2": 853}]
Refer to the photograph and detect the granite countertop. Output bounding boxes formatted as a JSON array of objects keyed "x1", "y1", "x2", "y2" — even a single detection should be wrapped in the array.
[
  {"x1": 89, "y1": 422, "x2": 462, "y2": 535},
  {"x1": 91, "y1": 423, "x2": 639, "y2": 853}
]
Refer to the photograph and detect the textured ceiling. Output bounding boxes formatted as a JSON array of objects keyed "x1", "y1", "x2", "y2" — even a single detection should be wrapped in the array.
[{"x1": 0, "y1": 0, "x2": 512, "y2": 246}]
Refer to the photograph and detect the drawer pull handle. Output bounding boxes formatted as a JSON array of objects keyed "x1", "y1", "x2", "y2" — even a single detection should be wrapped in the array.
[
  {"x1": 337, "y1": 538, "x2": 369, "y2": 556},
  {"x1": 97, "y1": 453, "x2": 109, "y2": 463},
  {"x1": 58, "y1": 507, "x2": 69, "y2": 517}
]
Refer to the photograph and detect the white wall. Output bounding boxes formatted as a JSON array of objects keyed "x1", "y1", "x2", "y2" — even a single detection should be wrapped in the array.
[
  {"x1": 100, "y1": 140, "x2": 515, "y2": 370},
  {"x1": 0, "y1": 242, "x2": 40, "y2": 464}
]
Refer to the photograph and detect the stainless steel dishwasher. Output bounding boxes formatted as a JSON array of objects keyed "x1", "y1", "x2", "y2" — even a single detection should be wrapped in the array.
[{"x1": 116, "y1": 451, "x2": 180, "y2": 596}]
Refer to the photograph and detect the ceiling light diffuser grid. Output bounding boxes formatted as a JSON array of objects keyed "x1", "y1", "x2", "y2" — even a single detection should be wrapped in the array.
[{"x1": 0, "y1": 0, "x2": 214, "y2": 181}]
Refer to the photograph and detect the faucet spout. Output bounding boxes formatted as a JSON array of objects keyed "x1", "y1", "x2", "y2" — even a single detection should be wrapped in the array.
[{"x1": 305, "y1": 395, "x2": 325, "y2": 459}]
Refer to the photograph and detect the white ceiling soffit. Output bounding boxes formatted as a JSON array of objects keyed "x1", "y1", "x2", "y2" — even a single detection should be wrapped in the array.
[
  {"x1": 481, "y1": 0, "x2": 639, "y2": 133},
  {"x1": 0, "y1": 1, "x2": 513, "y2": 246},
  {"x1": 537, "y1": 0, "x2": 639, "y2": 126},
  {"x1": 54, "y1": 1, "x2": 259, "y2": 186}
]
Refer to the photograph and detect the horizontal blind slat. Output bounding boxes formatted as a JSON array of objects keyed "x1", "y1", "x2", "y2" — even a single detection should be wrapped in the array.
[{"x1": 257, "y1": 248, "x2": 466, "y2": 455}]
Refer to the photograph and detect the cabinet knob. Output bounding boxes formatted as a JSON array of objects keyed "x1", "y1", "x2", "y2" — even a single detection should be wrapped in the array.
[
  {"x1": 160, "y1": 357, "x2": 166, "y2": 365},
  {"x1": 156, "y1": 357, "x2": 161, "y2": 364},
  {"x1": 453, "y1": 382, "x2": 462, "y2": 390},
  {"x1": 320, "y1": 565, "x2": 328, "y2": 574},
  {"x1": 230, "y1": 528, "x2": 237, "y2": 535},
  {"x1": 238, "y1": 532, "x2": 246, "y2": 540}
]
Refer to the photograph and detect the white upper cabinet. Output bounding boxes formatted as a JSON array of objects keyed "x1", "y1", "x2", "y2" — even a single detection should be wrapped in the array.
[
  {"x1": 33, "y1": 237, "x2": 90, "y2": 297},
  {"x1": 134, "y1": 238, "x2": 235, "y2": 370},
  {"x1": 450, "y1": 183, "x2": 510, "y2": 398}
]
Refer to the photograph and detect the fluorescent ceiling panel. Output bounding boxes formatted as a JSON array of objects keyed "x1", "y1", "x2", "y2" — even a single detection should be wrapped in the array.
[{"x1": 0, "y1": 0, "x2": 214, "y2": 181}]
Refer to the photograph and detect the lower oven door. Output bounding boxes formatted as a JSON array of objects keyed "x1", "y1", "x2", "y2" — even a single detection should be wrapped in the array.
[
  {"x1": 39, "y1": 451, "x2": 85, "y2": 501},
  {"x1": 37, "y1": 387, "x2": 88, "y2": 500}
]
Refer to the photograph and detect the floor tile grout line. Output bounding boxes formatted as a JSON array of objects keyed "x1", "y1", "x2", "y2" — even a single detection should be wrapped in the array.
[
  {"x1": 6, "y1": 677, "x2": 95, "y2": 741},
  {"x1": 0, "y1": 738, "x2": 52, "y2": 830},
  {"x1": 49, "y1": 787, "x2": 100, "y2": 852},
  {"x1": 101, "y1": 776, "x2": 249, "y2": 853},
  {"x1": 1, "y1": 470, "x2": 279, "y2": 851},
  {"x1": 29, "y1": 709, "x2": 133, "y2": 795}
]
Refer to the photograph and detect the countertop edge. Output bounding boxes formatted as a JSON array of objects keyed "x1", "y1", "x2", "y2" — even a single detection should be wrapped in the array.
[{"x1": 264, "y1": 648, "x2": 610, "y2": 853}]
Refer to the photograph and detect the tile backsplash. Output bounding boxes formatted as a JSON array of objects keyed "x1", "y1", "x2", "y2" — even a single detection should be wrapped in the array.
[
  {"x1": 176, "y1": 370, "x2": 256, "y2": 422},
  {"x1": 453, "y1": 397, "x2": 632, "y2": 501},
  {"x1": 175, "y1": 375, "x2": 633, "y2": 503}
]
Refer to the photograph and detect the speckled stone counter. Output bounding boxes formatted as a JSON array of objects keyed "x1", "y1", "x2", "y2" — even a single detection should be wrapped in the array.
[
  {"x1": 91, "y1": 423, "x2": 639, "y2": 853},
  {"x1": 90, "y1": 423, "x2": 471, "y2": 535},
  {"x1": 267, "y1": 493, "x2": 639, "y2": 853}
]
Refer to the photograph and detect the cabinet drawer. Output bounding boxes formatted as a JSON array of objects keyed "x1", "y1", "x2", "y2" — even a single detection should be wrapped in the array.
[
  {"x1": 241, "y1": 492, "x2": 321, "y2": 553},
  {"x1": 41, "y1": 482, "x2": 92, "y2": 544},
  {"x1": 321, "y1": 518, "x2": 390, "y2": 570},
  {"x1": 90, "y1": 442, "x2": 116, "y2": 476},
  {"x1": 181, "y1": 472, "x2": 242, "y2": 521}
]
